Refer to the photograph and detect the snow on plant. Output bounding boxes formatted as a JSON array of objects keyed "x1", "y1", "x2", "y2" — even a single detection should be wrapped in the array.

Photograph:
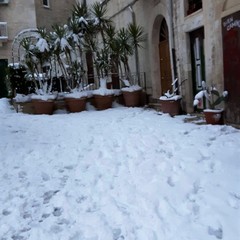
[
  {"x1": 20, "y1": 31, "x2": 53, "y2": 96},
  {"x1": 193, "y1": 81, "x2": 228, "y2": 109},
  {"x1": 160, "y1": 78, "x2": 187, "y2": 101}
]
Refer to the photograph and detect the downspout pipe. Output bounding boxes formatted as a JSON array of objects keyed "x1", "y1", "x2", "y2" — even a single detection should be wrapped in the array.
[{"x1": 169, "y1": 0, "x2": 178, "y2": 93}]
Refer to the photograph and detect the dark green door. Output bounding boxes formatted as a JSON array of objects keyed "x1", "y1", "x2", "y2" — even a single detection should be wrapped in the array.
[
  {"x1": 0, "y1": 59, "x2": 8, "y2": 98},
  {"x1": 190, "y1": 27, "x2": 205, "y2": 96}
]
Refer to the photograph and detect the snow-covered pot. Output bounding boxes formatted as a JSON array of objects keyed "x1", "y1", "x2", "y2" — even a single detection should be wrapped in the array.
[
  {"x1": 203, "y1": 109, "x2": 224, "y2": 125},
  {"x1": 122, "y1": 85, "x2": 142, "y2": 107},
  {"x1": 93, "y1": 87, "x2": 114, "y2": 110},
  {"x1": 64, "y1": 92, "x2": 88, "y2": 113},
  {"x1": 31, "y1": 94, "x2": 56, "y2": 115},
  {"x1": 93, "y1": 94, "x2": 113, "y2": 110},
  {"x1": 159, "y1": 95, "x2": 182, "y2": 117},
  {"x1": 65, "y1": 97, "x2": 87, "y2": 113},
  {"x1": 32, "y1": 99, "x2": 55, "y2": 115}
]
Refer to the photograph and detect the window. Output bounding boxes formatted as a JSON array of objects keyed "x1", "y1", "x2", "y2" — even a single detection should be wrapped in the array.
[
  {"x1": 42, "y1": 0, "x2": 50, "y2": 8},
  {"x1": 187, "y1": 0, "x2": 202, "y2": 15},
  {"x1": 0, "y1": 22, "x2": 8, "y2": 40}
]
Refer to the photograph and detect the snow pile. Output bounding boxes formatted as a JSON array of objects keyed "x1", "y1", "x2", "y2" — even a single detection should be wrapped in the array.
[
  {"x1": 0, "y1": 98, "x2": 239, "y2": 240},
  {"x1": 0, "y1": 98, "x2": 15, "y2": 113},
  {"x1": 159, "y1": 95, "x2": 182, "y2": 101},
  {"x1": 121, "y1": 85, "x2": 142, "y2": 92}
]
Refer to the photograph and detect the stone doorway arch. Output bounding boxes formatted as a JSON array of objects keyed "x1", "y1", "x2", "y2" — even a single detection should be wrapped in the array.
[{"x1": 150, "y1": 15, "x2": 173, "y2": 98}]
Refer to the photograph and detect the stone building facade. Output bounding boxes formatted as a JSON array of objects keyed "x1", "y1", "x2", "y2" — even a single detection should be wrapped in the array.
[
  {"x1": 94, "y1": 0, "x2": 240, "y2": 124},
  {"x1": 0, "y1": 0, "x2": 76, "y2": 62},
  {"x1": 1, "y1": 0, "x2": 239, "y2": 124},
  {"x1": 173, "y1": 0, "x2": 240, "y2": 125}
]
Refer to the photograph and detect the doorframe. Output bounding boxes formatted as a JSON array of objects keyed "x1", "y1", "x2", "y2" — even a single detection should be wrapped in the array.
[
  {"x1": 150, "y1": 15, "x2": 175, "y2": 99},
  {"x1": 189, "y1": 27, "x2": 206, "y2": 97},
  {"x1": 159, "y1": 18, "x2": 173, "y2": 95}
]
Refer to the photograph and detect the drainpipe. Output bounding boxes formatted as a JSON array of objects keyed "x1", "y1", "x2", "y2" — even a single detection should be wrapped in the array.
[
  {"x1": 128, "y1": 6, "x2": 140, "y2": 86},
  {"x1": 169, "y1": 0, "x2": 178, "y2": 92}
]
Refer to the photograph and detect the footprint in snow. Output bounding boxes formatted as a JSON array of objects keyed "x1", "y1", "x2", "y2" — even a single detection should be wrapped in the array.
[
  {"x1": 59, "y1": 175, "x2": 69, "y2": 187},
  {"x1": 50, "y1": 225, "x2": 63, "y2": 233},
  {"x1": 2, "y1": 209, "x2": 11, "y2": 216},
  {"x1": 41, "y1": 172, "x2": 50, "y2": 181},
  {"x1": 53, "y1": 207, "x2": 63, "y2": 217},
  {"x1": 64, "y1": 165, "x2": 75, "y2": 170},
  {"x1": 208, "y1": 226, "x2": 223, "y2": 239},
  {"x1": 113, "y1": 228, "x2": 125, "y2": 240},
  {"x1": 228, "y1": 193, "x2": 240, "y2": 209},
  {"x1": 18, "y1": 171, "x2": 27, "y2": 180},
  {"x1": 43, "y1": 190, "x2": 59, "y2": 204},
  {"x1": 167, "y1": 176, "x2": 175, "y2": 187},
  {"x1": 11, "y1": 234, "x2": 25, "y2": 240}
]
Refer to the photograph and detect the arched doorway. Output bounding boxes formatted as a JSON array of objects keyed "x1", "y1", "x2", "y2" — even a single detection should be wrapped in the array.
[{"x1": 159, "y1": 18, "x2": 172, "y2": 95}]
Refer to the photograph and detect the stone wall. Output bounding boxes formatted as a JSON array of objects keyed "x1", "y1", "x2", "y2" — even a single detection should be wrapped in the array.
[{"x1": 35, "y1": 0, "x2": 76, "y2": 31}]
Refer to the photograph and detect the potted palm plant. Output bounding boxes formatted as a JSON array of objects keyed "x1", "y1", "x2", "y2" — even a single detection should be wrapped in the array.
[
  {"x1": 20, "y1": 28, "x2": 56, "y2": 115},
  {"x1": 51, "y1": 9, "x2": 88, "y2": 113},
  {"x1": 83, "y1": 2, "x2": 115, "y2": 110},
  {"x1": 116, "y1": 23, "x2": 145, "y2": 107},
  {"x1": 193, "y1": 81, "x2": 228, "y2": 124}
]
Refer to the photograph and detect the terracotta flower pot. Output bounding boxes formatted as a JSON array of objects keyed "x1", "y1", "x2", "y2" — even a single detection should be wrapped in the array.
[
  {"x1": 203, "y1": 109, "x2": 224, "y2": 125},
  {"x1": 65, "y1": 97, "x2": 86, "y2": 113},
  {"x1": 122, "y1": 90, "x2": 142, "y2": 107},
  {"x1": 32, "y1": 99, "x2": 55, "y2": 115},
  {"x1": 159, "y1": 99, "x2": 181, "y2": 116},
  {"x1": 93, "y1": 94, "x2": 113, "y2": 110}
]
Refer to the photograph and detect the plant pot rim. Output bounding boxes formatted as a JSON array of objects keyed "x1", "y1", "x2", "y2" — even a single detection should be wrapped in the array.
[
  {"x1": 65, "y1": 96, "x2": 87, "y2": 100},
  {"x1": 159, "y1": 95, "x2": 182, "y2": 101},
  {"x1": 93, "y1": 94, "x2": 114, "y2": 97},
  {"x1": 203, "y1": 109, "x2": 223, "y2": 113}
]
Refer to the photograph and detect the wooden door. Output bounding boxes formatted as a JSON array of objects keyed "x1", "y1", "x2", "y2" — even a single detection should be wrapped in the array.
[
  {"x1": 159, "y1": 19, "x2": 172, "y2": 95},
  {"x1": 159, "y1": 40, "x2": 172, "y2": 94},
  {"x1": 222, "y1": 11, "x2": 240, "y2": 124}
]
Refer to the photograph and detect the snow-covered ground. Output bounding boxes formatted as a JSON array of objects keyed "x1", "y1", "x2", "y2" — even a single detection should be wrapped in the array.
[{"x1": 0, "y1": 98, "x2": 239, "y2": 240}]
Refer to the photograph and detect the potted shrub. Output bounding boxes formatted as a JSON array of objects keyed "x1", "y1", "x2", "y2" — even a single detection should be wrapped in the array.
[
  {"x1": 159, "y1": 78, "x2": 185, "y2": 116},
  {"x1": 83, "y1": 2, "x2": 115, "y2": 110},
  {"x1": 20, "y1": 29, "x2": 56, "y2": 115},
  {"x1": 51, "y1": 20, "x2": 88, "y2": 113},
  {"x1": 116, "y1": 24, "x2": 145, "y2": 107},
  {"x1": 193, "y1": 81, "x2": 228, "y2": 125}
]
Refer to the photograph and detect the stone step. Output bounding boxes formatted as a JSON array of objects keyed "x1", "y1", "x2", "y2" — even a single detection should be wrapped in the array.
[{"x1": 147, "y1": 102, "x2": 162, "y2": 112}]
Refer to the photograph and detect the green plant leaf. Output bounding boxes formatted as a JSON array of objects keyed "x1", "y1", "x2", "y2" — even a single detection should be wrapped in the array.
[{"x1": 211, "y1": 89, "x2": 220, "y2": 97}]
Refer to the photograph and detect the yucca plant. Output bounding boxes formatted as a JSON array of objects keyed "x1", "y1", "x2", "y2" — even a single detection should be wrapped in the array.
[
  {"x1": 20, "y1": 28, "x2": 54, "y2": 95},
  {"x1": 116, "y1": 23, "x2": 145, "y2": 84},
  {"x1": 193, "y1": 81, "x2": 228, "y2": 110}
]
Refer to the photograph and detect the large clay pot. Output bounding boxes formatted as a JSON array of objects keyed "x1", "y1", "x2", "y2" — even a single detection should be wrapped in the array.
[
  {"x1": 32, "y1": 99, "x2": 55, "y2": 115},
  {"x1": 93, "y1": 94, "x2": 113, "y2": 110},
  {"x1": 122, "y1": 90, "x2": 142, "y2": 107},
  {"x1": 203, "y1": 109, "x2": 224, "y2": 125},
  {"x1": 159, "y1": 99, "x2": 181, "y2": 116},
  {"x1": 65, "y1": 97, "x2": 86, "y2": 113}
]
